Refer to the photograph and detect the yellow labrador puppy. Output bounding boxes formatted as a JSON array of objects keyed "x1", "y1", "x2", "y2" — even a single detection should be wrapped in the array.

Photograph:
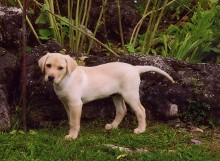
[{"x1": 38, "y1": 53, "x2": 174, "y2": 139}]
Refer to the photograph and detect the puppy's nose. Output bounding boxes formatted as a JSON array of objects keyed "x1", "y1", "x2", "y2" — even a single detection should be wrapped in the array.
[{"x1": 48, "y1": 75, "x2": 55, "y2": 82}]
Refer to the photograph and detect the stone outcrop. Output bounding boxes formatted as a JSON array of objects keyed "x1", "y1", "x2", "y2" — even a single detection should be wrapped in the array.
[
  {"x1": 26, "y1": 40, "x2": 220, "y2": 127},
  {"x1": 0, "y1": 6, "x2": 31, "y2": 49},
  {"x1": 85, "y1": 55, "x2": 220, "y2": 124},
  {"x1": 0, "y1": 47, "x2": 20, "y2": 130},
  {"x1": 26, "y1": 40, "x2": 65, "y2": 126}
]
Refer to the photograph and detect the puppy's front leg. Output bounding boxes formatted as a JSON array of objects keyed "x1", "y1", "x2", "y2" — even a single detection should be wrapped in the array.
[
  {"x1": 65, "y1": 101, "x2": 82, "y2": 140},
  {"x1": 60, "y1": 99, "x2": 70, "y2": 121}
]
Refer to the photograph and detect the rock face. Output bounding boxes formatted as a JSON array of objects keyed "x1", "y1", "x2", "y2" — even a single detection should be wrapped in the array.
[
  {"x1": 85, "y1": 55, "x2": 220, "y2": 124},
  {"x1": 26, "y1": 40, "x2": 220, "y2": 127},
  {"x1": 0, "y1": 47, "x2": 20, "y2": 130},
  {"x1": 26, "y1": 40, "x2": 65, "y2": 126},
  {"x1": 0, "y1": 85, "x2": 11, "y2": 130},
  {"x1": 0, "y1": 6, "x2": 31, "y2": 49}
]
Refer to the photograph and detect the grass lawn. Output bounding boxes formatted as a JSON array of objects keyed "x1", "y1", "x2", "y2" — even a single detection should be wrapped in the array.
[{"x1": 0, "y1": 119, "x2": 220, "y2": 161}]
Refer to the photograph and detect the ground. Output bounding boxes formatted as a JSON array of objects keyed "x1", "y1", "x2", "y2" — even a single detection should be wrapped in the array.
[{"x1": 0, "y1": 118, "x2": 220, "y2": 161}]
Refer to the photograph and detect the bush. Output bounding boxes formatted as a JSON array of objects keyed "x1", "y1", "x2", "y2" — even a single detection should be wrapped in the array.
[{"x1": 160, "y1": 1, "x2": 220, "y2": 62}]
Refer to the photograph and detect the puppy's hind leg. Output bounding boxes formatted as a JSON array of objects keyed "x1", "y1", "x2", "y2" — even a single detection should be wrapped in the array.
[
  {"x1": 105, "y1": 95, "x2": 127, "y2": 130},
  {"x1": 122, "y1": 92, "x2": 146, "y2": 134}
]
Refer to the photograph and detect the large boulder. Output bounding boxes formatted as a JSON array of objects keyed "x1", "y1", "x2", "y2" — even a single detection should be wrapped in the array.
[
  {"x1": 26, "y1": 40, "x2": 65, "y2": 127},
  {"x1": 0, "y1": 85, "x2": 11, "y2": 131},
  {"x1": 27, "y1": 40, "x2": 220, "y2": 127},
  {"x1": 0, "y1": 6, "x2": 31, "y2": 49},
  {"x1": 85, "y1": 55, "x2": 220, "y2": 125},
  {"x1": 0, "y1": 47, "x2": 20, "y2": 130}
]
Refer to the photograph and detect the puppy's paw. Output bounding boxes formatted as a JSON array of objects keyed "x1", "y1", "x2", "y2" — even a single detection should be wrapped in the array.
[
  {"x1": 65, "y1": 134, "x2": 78, "y2": 140},
  {"x1": 134, "y1": 128, "x2": 145, "y2": 134},
  {"x1": 105, "y1": 124, "x2": 113, "y2": 130}
]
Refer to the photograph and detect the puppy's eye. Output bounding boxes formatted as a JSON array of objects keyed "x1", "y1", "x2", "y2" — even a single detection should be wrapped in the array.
[
  {"x1": 46, "y1": 64, "x2": 51, "y2": 68},
  {"x1": 58, "y1": 66, "x2": 63, "y2": 70}
]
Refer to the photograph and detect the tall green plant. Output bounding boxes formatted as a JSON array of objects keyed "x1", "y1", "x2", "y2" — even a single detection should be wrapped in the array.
[
  {"x1": 45, "y1": 0, "x2": 65, "y2": 44},
  {"x1": 16, "y1": 0, "x2": 41, "y2": 44},
  {"x1": 34, "y1": 0, "x2": 118, "y2": 56},
  {"x1": 49, "y1": 12, "x2": 118, "y2": 56},
  {"x1": 161, "y1": 1, "x2": 220, "y2": 62},
  {"x1": 129, "y1": 0, "x2": 175, "y2": 54},
  {"x1": 35, "y1": 1, "x2": 65, "y2": 42},
  {"x1": 86, "y1": 0, "x2": 106, "y2": 55},
  {"x1": 35, "y1": 0, "x2": 92, "y2": 52},
  {"x1": 117, "y1": 0, "x2": 125, "y2": 51}
]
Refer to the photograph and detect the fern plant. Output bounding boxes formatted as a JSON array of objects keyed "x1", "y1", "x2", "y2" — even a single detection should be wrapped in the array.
[{"x1": 161, "y1": 1, "x2": 220, "y2": 62}]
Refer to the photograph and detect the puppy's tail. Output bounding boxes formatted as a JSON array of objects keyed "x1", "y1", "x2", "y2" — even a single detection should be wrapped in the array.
[{"x1": 135, "y1": 66, "x2": 174, "y2": 83}]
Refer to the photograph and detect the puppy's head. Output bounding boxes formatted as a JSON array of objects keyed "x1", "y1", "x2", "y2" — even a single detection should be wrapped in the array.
[{"x1": 38, "y1": 53, "x2": 77, "y2": 84}]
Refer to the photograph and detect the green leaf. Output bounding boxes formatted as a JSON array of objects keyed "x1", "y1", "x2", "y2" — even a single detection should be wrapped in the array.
[
  {"x1": 217, "y1": 56, "x2": 220, "y2": 63},
  {"x1": 58, "y1": 16, "x2": 70, "y2": 26},
  {"x1": 18, "y1": 130, "x2": 25, "y2": 134},
  {"x1": 210, "y1": 0, "x2": 218, "y2": 5},
  {"x1": 59, "y1": 49, "x2": 67, "y2": 55},
  {"x1": 10, "y1": 130, "x2": 17, "y2": 135},
  {"x1": 35, "y1": 13, "x2": 48, "y2": 24},
  {"x1": 29, "y1": 7, "x2": 35, "y2": 14},
  {"x1": 39, "y1": 29, "x2": 51, "y2": 40},
  {"x1": 29, "y1": 130, "x2": 38, "y2": 135},
  {"x1": 151, "y1": 48, "x2": 157, "y2": 55},
  {"x1": 62, "y1": 26, "x2": 69, "y2": 34},
  {"x1": 8, "y1": 0, "x2": 15, "y2": 5},
  {"x1": 211, "y1": 47, "x2": 220, "y2": 53},
  {"x1": 26, "y1": 46, "x2": 32, "y2": 52},
  {"x1": 42, "y1": 4, "x2": 50, "y2": 12},
  {"x1": 125, "y1": 44, "x2": 135, "y2": 53}
]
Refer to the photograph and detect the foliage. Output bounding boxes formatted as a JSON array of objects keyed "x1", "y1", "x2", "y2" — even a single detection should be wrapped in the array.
[
  {"x1": 181, "y1": 78, "x2": 211, "y2": 125},
  {"x1": 129, "y1": 0, "x2": 171, "y2": 54},
  {"x1": 160, "y1": 1, "x2": 220, "y2": 62},
  {"x1": 128, "y1": 0, "x2": 220, "y2": 63},
  {"x1": 1, "y1": 0, "x2": 219, "y2": 62},
  {"x1": 0, "y1": 0, "x2": 16, "y2": 6},
  {"x1": 117, "y1": 0, "x2": 125, "y2": 51},
  {"x1": 182, "y1": 99, "x2": 211, "y2": 125},
  {"x1": 35, "y1": 1, "x2": 68, "y2": 45},
  {"x1": 1, "y1": 121, "x2": 220, "y2": 160},
  {"x1": 4, "y1": 0, "x2": 94, "y2": 52},
  {"x1": 125, "y1": 44, "x2": 136, "y2": 53},
  {"x1": 32, "y1": 0, "x2": 118, "y2": 56}
]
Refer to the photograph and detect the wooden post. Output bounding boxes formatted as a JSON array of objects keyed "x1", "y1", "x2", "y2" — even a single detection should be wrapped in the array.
[{"x1": 22, "y1": 0, "x2": 28, "y2": 132}]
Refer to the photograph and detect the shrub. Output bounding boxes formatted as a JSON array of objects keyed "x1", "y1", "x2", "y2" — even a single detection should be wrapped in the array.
[{"x1": 160, "y1": 1, "x2": 220, "y2": 62}]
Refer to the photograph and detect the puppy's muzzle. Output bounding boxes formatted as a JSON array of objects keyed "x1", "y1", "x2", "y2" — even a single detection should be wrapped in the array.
[{"x1": 48, "y1": 75, "x2": 55, "y2": 82}]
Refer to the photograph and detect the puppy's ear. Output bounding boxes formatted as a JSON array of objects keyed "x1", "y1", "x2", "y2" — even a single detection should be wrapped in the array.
[
  {"x1": 65, "y1": 55, "x2": 78, "y2": 75},
  {"x1": 38, "y1": 53, "x2": 50, "y2": 73}
]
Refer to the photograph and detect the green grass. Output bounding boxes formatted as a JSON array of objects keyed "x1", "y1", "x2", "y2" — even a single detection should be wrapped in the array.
[{"x1": 0, "y1": 119, "x2": 220, "y2": 161}]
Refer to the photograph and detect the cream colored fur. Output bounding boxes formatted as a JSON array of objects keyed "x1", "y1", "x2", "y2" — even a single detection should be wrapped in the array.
[{"x1": 38, "y1": 52, "x2": 174, "y2": 139}]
